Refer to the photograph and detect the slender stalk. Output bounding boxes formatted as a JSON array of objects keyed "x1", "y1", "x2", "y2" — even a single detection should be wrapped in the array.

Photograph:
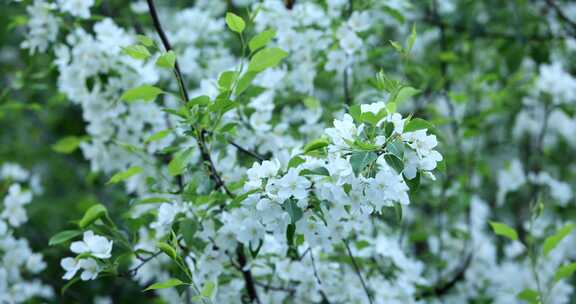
[{"x1": 344, "y1": 240, "x2": 373, "y2": 304}]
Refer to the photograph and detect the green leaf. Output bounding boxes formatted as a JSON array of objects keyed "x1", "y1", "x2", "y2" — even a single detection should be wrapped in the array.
[
  {"x1": 179, "y1": 218, "x2": 199, "y2": 245},
  {"x1": 79, "y1": 204, "x2": 108, "y2": 229},
  {"x1": 516, "y1": 289, "x2": 540, "y2": 303},
  {"x1": 394, "y1": 86, "x2": 420, "y2": 104},
  {"x1": 350, "y1": 151, "x2": 378, "y2": 176},
  {"x1": 235, "y1": 72, "x2": 257, "y2": 96},
  {"x1": 136, "y1": 35, "x2": 154, "y2": 47},
  {"x1": 303, "y1": 138, "x2": 329, "y2": 154},
  {"x1": 156, "y1": 50, "x2": 176, "y2": 69},
  {"x1": 407, "y1": 24, "x2": 417, "y2": 52},
  {"x1": 145, "y1": 129, "x2": 172, "y2": 143},
  {"x1": 384, "y1": 154, "x2": 403, "y2": 174},
  {"x1": 157, "y1": 242, "x2": 178, "y2": 260},
  {"x1": 107, "y1": 166, "x2": 143, "y2": 184},
  {"x1": 489, "y1": 221, "x2": 518, "y2": 241},
  {"x1": 404, "y1": 118, "x2": 435, "y2": 133},
  {"x1": 218, "y1": 71, "x2": 238, "y2": 91},
  {"x1": 543, "y1": 223, "x2": 575, "y2": 256},
  {"x1": 188, "y1": 95, "x2": 211, "y2": 107},
  {"x1": 225, "y1": 12, "x2": 245, "y2": 33},
  {"x1": 288, "y1": 156, "x2": 305, "y2": 168},
  {"x1": 48, "y1": 230, "x2": 82, "y2": 246},
  {"x1": 389, "y1": 40, "x2": 403, "y2": 53},
  {"x1": 168, "y1": 148, "x2": 194, "y2": 176},
  {"x1": 248, "y1": 48, "x2": 288, "y2": 72},
  {"x1": 554, "y1": 262, "x2": 576, "y2": 282},
  {"x1": 122, "y1": 45, "x2": 150, "y2": 60},
  {"x1": 201, "y1": 281, "x2": 217, "y2": 298},
  {"x1": 121, "y1": 85, "x2": 163, "y2": 103},
  {"x1": 52, "y1": 136, "x2": 83, "y2": 154},
  {"x1": 299, "y1": 167, "x2": 330, "y2": 176},
  {"x1": 394, "y1": 202, "x2": 403, "y2": 223},
  {"x1": 144, "y1": 278, "x2": 184, "y2": 291},
  {"x1": 284, "y1": 199, "x2": 303, "y2": 224},
  {"x1": 249, "y1": 30, "x2": 275, "y2": 52}
]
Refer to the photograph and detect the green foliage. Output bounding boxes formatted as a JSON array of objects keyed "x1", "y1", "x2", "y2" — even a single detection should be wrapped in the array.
[
  {"x1": 543, "y1": 223, "x2": 575, "y2": 256},
  {"x1": 122, "y1": 45, "x2": 151, "y2": 60},
  {"x1": 249, "y1": 30, "x2": 275, "y2": 52},
  {"x1": 489, "y1": 221, "x2": 519, "y2": 241},
  {"x1": 248, "y1": 48, "x2": 288, "y2": 72},
  {"x1": 121, "y1": 85, "x2": 164, "y2": 103},
  {"x1": 52, "y1": 136, "x2": 84, "y2": 154},
  {"x1": 78, "y1": 204, "x2": 108, "y2": 229},
  {"x1": 225, "y1": 12, "x2": 245, "y2": 33},
  {"x1": 143, "y1": 278, "x2": 184, "y2": 291},
  {"x1": 156, "y1": 50, "x2": 176, "y2": 69},
  {"x1": 48, "y1": 230, "x2": 83, "y2": 246},
  {"x1": 107, "y1": 166, "x2": 143, "y2": 184}
]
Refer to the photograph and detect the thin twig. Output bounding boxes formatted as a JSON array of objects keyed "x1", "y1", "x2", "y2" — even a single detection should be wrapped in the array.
[
  {"x1": 145, "y1": 2, "x2": 260, "y2": 302},
  {"x1": 344, "y1": 240, "x2": 373, "y2": 304},
  {"x1": 309, "y1": 248, "x2": 331, "y2": 303}
]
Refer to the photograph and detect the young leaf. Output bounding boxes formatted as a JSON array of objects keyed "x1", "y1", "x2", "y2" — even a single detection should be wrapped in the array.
[
  {"x1": 168, "y1": 148, "x2": 194, "y2": 176},
  {"x1": 157, "y1": 242, "x2": 178, "y2": 260},
  {"x1": 225, "y1": 12, "x2": 245, "y2": 33},
  {"x1": 404, "y1": 118, "x2": 435, "y2": 133},
  {"x1": 136, "y1": 35, "x2": 154, "y2": 47},
  {"x1": 121, "y1": 85, "x2": 163, "y2": 103},
  {"x1": 489, "y1": 221, "x2": 518, "y2": 241},
  {"x1": 406, "y1": 24, "x2": 417, "y2": 52},
  {"x1": 145, "y1": 129, "x2": 172, "y2": 143},
  {"x1": 543, "y1": 223, "x2": 575, "y2": 256},
  {"x1": 218, "y1": 71, "x2": 238, "y2": 91},
  {"x1": 107, "y1": 166, "x2": 143, "y2": 184},
  {"x1": 79, "y1": 204, "x2": 108, "y2": 228},
  {"x1": 52, "y1": 136, "x2": 83, "y2": 154},
  {"x1": 156, "y1": 50, "x2": 176, "y2": 69},
  {"x1": 122, "y1": 45, "x2": 150, "y2": 60},
  {"x1": 394, "y1": 86, "x2": 420, "y2": 104},
  {"x1": 554, "y1": 262, "x2": 576, "y2": 282},
  {"x1": 249, "y1": 30, "x2": 275, "y2": 52},
  {"x1": 48, "y1": 230, "x2": 83, "y2": 246},
  {"x1": 303, "y1": 138, "x2": 329, "y2": 154},
  {"x1": 516, "y1": 289, "x2": 539, "y2": 304},
  {"x1": 248, "y1": 48, "x2": 288, "y2": 72},
  {"x1": 144, "y1": 278, "x2": 184, "y2": 291}
]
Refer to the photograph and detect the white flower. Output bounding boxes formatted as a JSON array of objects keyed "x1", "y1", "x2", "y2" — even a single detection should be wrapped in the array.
[
  {"x1": 2, "y1": 184, "x2": 32, "y2": 227},
  {"x1": 326, "y1": 114, "x2": 361, "y2": 148},
  {"x1": 61, "y1": 257, "x2": 80, "y2": 280},
  {"x1": 78, "y1": 259, "x2": 100, "y2": 280},
  {"x1": 70, "y1": 231, "x2": 113, "y2": 259},
  {"x1": 325, "y1": 49, "x2": 350, "y2": 73},
  {"x1": 57, "y1": 0, "x2": 95, "y2": 19},
  {"x1": 347, "y1": 11, "x2": 371, "y2": 32},
  {"x1": 277, "y1": 169, "x2": 311, "y2": 202},
  {"x1": 337, "y1": 26, "x2": 363, "y2": 54},
  {"x1": 26, "y1": 253, "x2": 47, "y2": 273}
]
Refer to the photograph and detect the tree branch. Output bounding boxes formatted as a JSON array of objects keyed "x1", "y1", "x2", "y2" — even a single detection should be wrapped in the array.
[{"x1": 344, "y1": 240, "x2": 373, "y2": 304}]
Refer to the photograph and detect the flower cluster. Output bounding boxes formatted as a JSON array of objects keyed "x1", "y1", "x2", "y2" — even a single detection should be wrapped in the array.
[{"x1": 0, "y1": 163, "x2": 53, "y2": 303}]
